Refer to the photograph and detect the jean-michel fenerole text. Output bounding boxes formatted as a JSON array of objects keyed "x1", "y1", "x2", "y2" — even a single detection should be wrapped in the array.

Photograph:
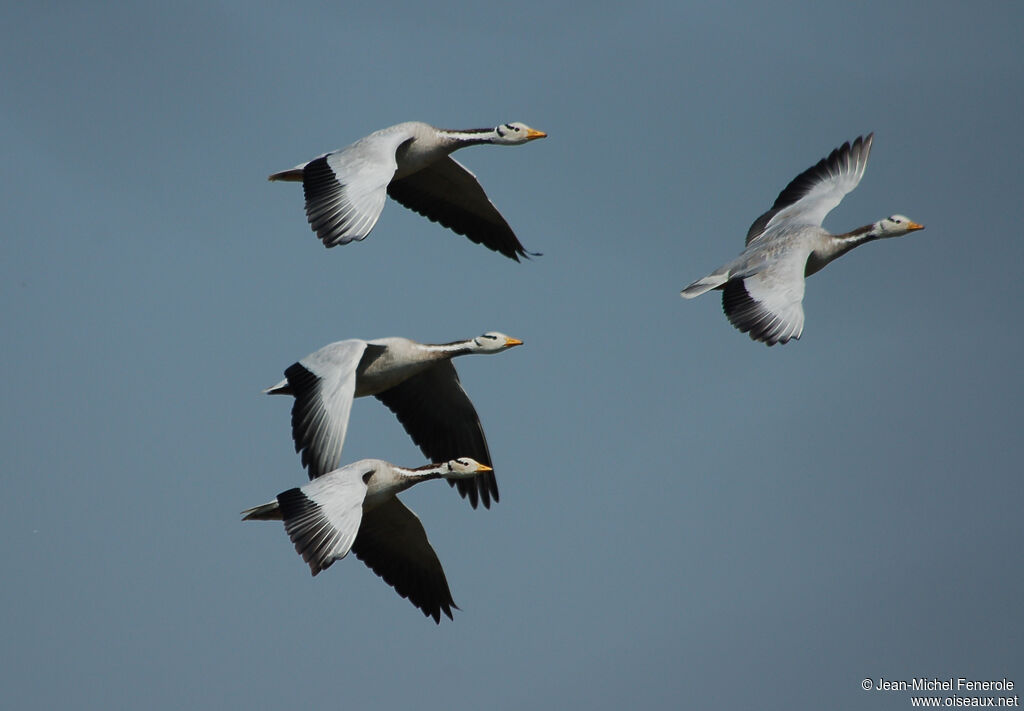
[{"x1": 873, "y1": 678, "x2": 1014, "y2": 692}]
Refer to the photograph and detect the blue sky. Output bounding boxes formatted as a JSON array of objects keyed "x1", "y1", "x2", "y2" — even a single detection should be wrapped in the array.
[{"x1": 2, "y1": 2, "x2": 1022, "y2": 709}]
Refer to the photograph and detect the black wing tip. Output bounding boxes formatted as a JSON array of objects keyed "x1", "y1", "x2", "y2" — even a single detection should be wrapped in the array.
[
  {"x1": 301, "y1": 157, "x2": 337, "y2": 208},
  {"x1": 277, "y1": 487, "x2": 313, "y2": 517},
  {"x1": 505, "y1": 243, "x2": 543, "y2": 262},
  {"x1": 461, "y1": 231, "x2": 533, "y2": 262},
  {"x1": 437, "y1": 593, "x2": 460, "y2": 623},
  {"x1": 403, "y1": 590, "x2": 457, "y2": 624},
  {"x1": 831, "y1": 132, "x2": 873, "y2": 160},
  {"x1": 301, "y1": 156, "x2": 368, "y2": 247},
  {"x1": 746, "y1": 330, "x2": 801, "y2": 347},
  {"x1": 387, "y1": 179, "x2": 533, "y2": 261},
  {"x1": 448, "y1": 470, "x2": 500, "y2": 509},
  {"x1": 448, "y1": 477, "x2": 481, "y2": 508},
  {"x1": 276, "y1": 488, "x2": 341, "y2": 575},
  {"x1": 284, "y1": 361, "x2": 316, "y2": 388},
  {"x1": 721, "y1": 280, "x2": 800, "y2": 346},
  {"x1": 768, "y1": 133, "x2": 874, "y2": 213},
  {"x1": 425, "y1": 600, "x2": 458, "y2": 624},
  {"x1": 478, "y1": 239, "x2": 543, "y2": 262},
  {"x1": 284, "y1": 362, "x2": 329, "y2": 479},
  {"x1": 402, "y1": 583, "x2": 457, "y2": 624}
]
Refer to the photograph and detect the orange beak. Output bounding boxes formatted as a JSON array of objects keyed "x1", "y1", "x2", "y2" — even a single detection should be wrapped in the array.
[
  {"x1": 526, "y1": 128, "x2": 547, "y2": 140},
  {"x1": 476, "y1": 464, "x2": 493, "y2": 473},
  {"x1": 907, "y1": 222, "x2": 925, "y2": 232},
  {"x1": 504, "y1": 337, "x2": 524, "y2": 347}
]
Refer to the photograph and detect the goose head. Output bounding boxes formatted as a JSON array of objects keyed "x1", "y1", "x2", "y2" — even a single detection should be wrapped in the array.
[
  {"x1": 492, "y1": 122, "x2": 547, "y2": 145},
  {"x1": 443, "y1": 458, "x2": 493, "y2": 479},
  {"x1": 471, "y1": 331, "x2": 524, "y2": 352},
  {"x1": 875, "y1": 214, "x2": 925, "y2": 238}
]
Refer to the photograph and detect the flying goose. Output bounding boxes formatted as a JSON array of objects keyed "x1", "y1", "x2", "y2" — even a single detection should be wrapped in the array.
[
  {"x1": 243, "y1": 457, "x2": 492, "y2": 623},
  {"x1": 265, "y1": 331, "x2": 523, "y2": 509},
  {"x1": 680, "y1": 134, "x2": 924, "y2": 345},
  {"x1": 269, "y1": 121, "x2": 547, "y2": 261}
]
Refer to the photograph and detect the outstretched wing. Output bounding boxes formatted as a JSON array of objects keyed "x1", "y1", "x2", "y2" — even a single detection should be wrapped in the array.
[
  {"x1": 351, "y1": 498, "x2": 457, "y2": 623},
  {"x1": 721, "y1": 247, "x2": 809, "y2": 346},
  {"x1": 746, "y1": 134, "x2": 873, "y2": 244},
  {"x1": 375, "y1": 361, "x2": 498, "y2": 509},
  {"x1": 276, "y1": 463, "x2": 373, "y2": 575},
  {"x1": 387, "y1": 156, "x2": 532, "y2": 261},
  {"x1": 281, "y1": 340, "x2": 368, "y2": 479},
  {"x1": 271, "y1": 127, "x2": 415, "y2": 247}
]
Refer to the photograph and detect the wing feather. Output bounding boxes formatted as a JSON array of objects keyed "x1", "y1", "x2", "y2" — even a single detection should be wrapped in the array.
[
  {"x1": 283, "y1": 340, "x2": 367, "y2": 479},
  {"x1": 387, "y1": 156, "x2": 531, "y2": 261},
  {"x1": 276, "y1": 128, "x2": 415, "y2": 247},
  {"x1": 746, "y1": 134, "x2": 874, "y2": 244},
  {"x1": 721, "y1": 253, "x2": 807, "y2": 346},
  {"x1": 351, "y1": 498, "x2": 456, "y2": 623},
  {"x1": 276, "y1": 464, "x2": 371, "y2": 575},
  {"x1": 375, "y1": 362, "x2": 497, "y2": 509}
]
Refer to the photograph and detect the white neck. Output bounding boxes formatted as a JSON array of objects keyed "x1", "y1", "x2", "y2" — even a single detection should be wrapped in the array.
[
  {"x1": 396, "y1": 463, "x2": 450, "y2": 485},
  {"x1": 363, "y1": 462, "x2": 447, "y2": 506},
  {"x1": 438, "y1": 127, "x2": 502, "y2": 148},
  {"x1": 807, "y1": 223, "x2": 880, "y2": 276},
  {"x1": 420, "y1": 338, "x2": 478, "y2": 358}
]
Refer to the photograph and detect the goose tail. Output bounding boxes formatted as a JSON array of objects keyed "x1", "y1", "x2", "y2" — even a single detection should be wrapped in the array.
[{"x1": 681, "y1": 269, "x2": 729, "y2": 298}]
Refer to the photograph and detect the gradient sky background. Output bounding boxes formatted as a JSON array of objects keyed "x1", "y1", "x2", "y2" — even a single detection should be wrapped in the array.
[{"x1": 3, "y1": 3, "x2": 1022, "y2": 709}]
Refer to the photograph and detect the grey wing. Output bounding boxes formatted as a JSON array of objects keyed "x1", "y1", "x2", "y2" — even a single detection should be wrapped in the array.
[
  {"x1": 386, "y1": 156, "x2": 532, "y2": 261},
  {"x1": 746, "y1": 134, "x2": 873, "y2": 244},
  {"x1": 721, "y1": 247, "x2": 809, "y2": 346},
  {"x1": 351, "y1": 498, "x2": 456, "y2": 623},
  {"x1": 284, "y1": 340, "x2": 366, "y2": 479},
  {"x1": 375, "y1": 361, "x2": 498, "y2": 509},
  {"x1": 277, "y1": 464, "x2": 371, "y2": 575},
  {"x1": 294, "y1": 130, "x2": 414, "y2": 247}
]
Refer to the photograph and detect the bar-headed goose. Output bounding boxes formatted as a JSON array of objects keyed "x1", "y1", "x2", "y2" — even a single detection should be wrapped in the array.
[
  {"x1": 265, "y1": 332, "x2": 523, "y2": 509},
  {"x1": 680, "y1": 134, "x2": 924, "y2": 345},
  {"x1": 243, "y1": 457, "x2": 491, "y2": 623},
  {"x1": 269, "y1": 121, "x2": 547, "y2": 261}
]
